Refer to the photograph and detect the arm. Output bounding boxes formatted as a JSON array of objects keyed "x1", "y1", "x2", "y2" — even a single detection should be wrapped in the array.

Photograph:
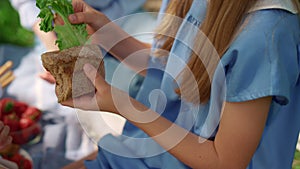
[
  {"x1": 32, "y1": 20, "x2": 58, "y2": 51},
  {"x1": 117, "y1": 95, "x2": 271, "y2": 169},
  {"x1": 94, "y1": 21, "x2": 151, "y2": 76},
  {"x1": 63, "y1": 64, "x2": 272, "y2": 169}
]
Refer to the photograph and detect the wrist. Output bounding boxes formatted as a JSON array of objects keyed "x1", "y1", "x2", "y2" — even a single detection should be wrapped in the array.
[
  {"x1": 90, "y1": 20, "x2": 127, "y2": 51},
  {"x1": 114, "y1": 93, "x2": 150, "y2": 124}
]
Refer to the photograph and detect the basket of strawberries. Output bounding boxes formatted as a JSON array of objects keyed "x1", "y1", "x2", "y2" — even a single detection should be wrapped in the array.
[
  {"x1": 0, "y1": 144, "x2": 33, "y2": 169},
  {"x1": 0, "y1": 98, "x2": 42, "y2": 145}
]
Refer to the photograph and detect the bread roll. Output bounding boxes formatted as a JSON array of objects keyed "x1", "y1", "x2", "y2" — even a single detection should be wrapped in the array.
[{"x1": 41, "y1": 45, "x2": 105, "y2": 102}]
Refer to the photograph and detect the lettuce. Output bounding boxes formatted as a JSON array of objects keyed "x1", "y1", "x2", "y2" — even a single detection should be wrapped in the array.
[{"x1": 36, "y1": 0, "x2": 88, "y2": 50}]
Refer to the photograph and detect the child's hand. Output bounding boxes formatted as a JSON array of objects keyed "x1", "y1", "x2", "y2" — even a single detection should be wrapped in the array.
[
  {"x1": 39, "y1": 71, "x2": 56, "y2": 84},
  {"x1": 0, "y1": 122, "x2": 12, "y2": 150},
  {"x1": 69, "y1": 0, "x2": 111, "y2": 34},
  {"x1": 61, "y1": 63, "x2": 126, "y2": 114},
  {"x1": 0, "y1": 158, "x2": 18, "y2": 169}
]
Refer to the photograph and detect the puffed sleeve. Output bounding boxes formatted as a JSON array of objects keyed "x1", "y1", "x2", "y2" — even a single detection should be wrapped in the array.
[
  {"x1": 9, "y1": 0, "x2": 40, "y2": 29},
  {"x1": 223, "y1": 10, "x2": 300, "y2": 105}
]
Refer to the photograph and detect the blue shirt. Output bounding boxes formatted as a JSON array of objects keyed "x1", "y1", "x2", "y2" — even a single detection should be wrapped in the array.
[{"x1": 86, "y1": 0, "x2": 300, "y2": 168}]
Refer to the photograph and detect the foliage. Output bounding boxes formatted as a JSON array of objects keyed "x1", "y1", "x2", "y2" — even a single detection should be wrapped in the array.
[
  {"x1": 36, "y1": 0, "x2": 88, "y2": 50},
  {"x1": 293, "y1": 150, "x2": 300, "y2": 169}
]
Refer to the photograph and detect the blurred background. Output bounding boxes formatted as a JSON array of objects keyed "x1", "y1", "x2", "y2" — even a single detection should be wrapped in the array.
[
  {"x1": 0, "y1": 0, "x2": 299, "y2": 169},
  {"x1": 0, "y1": 0, "x2": 161, "y2": 168}
]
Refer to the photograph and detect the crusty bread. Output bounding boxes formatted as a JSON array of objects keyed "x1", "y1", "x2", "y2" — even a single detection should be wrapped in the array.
[{"x1": 41, "y1": 45, "x2": 105, "y2": 103}]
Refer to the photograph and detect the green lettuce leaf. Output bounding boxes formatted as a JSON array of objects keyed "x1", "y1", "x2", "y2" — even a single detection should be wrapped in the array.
[{"x1": 36, "y1": 0, "x2": 88, "y2": 50}]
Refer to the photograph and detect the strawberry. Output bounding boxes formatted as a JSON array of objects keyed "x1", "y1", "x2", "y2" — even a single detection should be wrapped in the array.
[
  {"x1": 19, "y1": 118, "x2": 34, "y2": 129},
  {"x1": 22, "y1": 158, "x2": 32, "y2": 169},
  {"x1": 13, "y1": 101, "x2": 28, "y2": 117},
  {"x1": 3, "y1": 112, "x2": 20, "y2": 131},
  {"x1": 22, "y1": 107, "x2": 41, "y2": 121},
  {"x1": 11, "y1": 134, "x2": 26, "y2": 145},
  {"x1": 3, "y1": 150, "x2": 33, "y2": 169},
  {"x1": 20, "y1": 120, "x2": 40, "y2": 143},
  {"x1": 4, "y1": 152, "x2": 22, "y2": 165},
  {"x1": 0, "y1": 98, "x2": 15, "y2": 116},
  {"x1": 31, "y1": 123, "x2": 41, "y2": 135},
  {"x1": 0, "y1": 144, "x2": 20, "y2": 157}
]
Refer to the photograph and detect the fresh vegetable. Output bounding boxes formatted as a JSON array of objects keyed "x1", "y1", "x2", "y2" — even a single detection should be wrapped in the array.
[
  {"x1": 13, "y1": 101, "x2": 29, "y2": 117},
  {"x1": 3, "y1": 152, "x2": 33, "y2": 169},
  {"x1": 0, "y1": 98, "x2": 15, "y2": 115},
  {"x1": 0, "y1": 0, "x2": 34, "y2": 47},
  {"x1": 22, "y1": 107, "x2": 42, "y2": 121},
  {"x1": 0, "y1": 143, "x2": 20, "y2": 157},
  {"x1": 21, "y1": 158, "x2": 33, "y2": 169},
  {"x1": 21, "y1": 122, "x2": 42, "y2": 143},
  {"x1": 0, "y1": 98, "x2": 31, "y2": 117},
  {"x1": 36, "y1": 0, "x2": 88, "y2": 50},
  {"x1": 3, "y1": 113, "x2": 19, "y2": 132},
  {"x1": 0, "y1": 98, "x2": 42, "y2": 145},
  {"x1": 19, "y1": 118, "x2": 35, "y2": 129}
]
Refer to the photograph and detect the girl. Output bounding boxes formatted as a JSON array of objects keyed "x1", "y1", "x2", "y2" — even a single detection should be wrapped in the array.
[{"x1": 62, "y1": 0, "x2": 300, "y2": 168}]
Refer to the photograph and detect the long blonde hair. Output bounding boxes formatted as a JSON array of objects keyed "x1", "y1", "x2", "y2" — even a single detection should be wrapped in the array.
[{"x1": 155, "y1": 0, "x2": 300, "y2": 104}]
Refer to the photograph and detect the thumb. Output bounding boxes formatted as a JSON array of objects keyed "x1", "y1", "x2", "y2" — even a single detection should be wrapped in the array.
[
  {"x1": 69, "y1": 13, "x2": 84, "y2": 24},
  {"x1": 69, "y1": 12, "x2": 101, "y2": 28},
  {"x1": 83, "y1": 63, "x2": 106, "y2": 91},
  {"x1": 69, "y1": 12, "x2": 98, "y2": 25}
]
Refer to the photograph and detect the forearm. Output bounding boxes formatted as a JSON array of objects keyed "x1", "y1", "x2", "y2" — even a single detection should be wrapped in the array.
[
  {"x1": 93, "y1": 21, "x2": 151, "y2": 76},
  {"x1": 115, "y1": 96, "x2": 270, "y2": 169},
  {"x1": 32, "y1": 20, "x2": 58, "y2": 51},
  {"x1": 116, "y1": 97, "x2": 221, "y2": 169}
]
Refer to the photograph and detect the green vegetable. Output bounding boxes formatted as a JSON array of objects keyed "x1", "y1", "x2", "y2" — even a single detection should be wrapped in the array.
[
  {"x1": 36, "y1": 0, "x2": 88, "y2": 50},
  {"x1": 0, "y1": 0, "x2": 34, "y2": 47}
]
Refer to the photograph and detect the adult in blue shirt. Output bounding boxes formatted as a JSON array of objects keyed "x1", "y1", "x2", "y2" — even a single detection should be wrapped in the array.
[{"x1": 62, "y1": 0, "x2": 300, "y2": 168}]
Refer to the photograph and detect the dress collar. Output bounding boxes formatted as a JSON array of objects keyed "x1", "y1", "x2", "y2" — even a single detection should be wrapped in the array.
[{"x1": 249, "y1": 0, "x2": 298, "y2": 14}]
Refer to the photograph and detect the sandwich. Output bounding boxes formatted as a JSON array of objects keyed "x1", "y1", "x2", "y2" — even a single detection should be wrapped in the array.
[{"x1": 37, "y1": 0, "x2": 105, "y2": 102}]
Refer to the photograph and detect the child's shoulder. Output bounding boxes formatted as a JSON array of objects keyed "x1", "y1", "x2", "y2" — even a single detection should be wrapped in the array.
[
  {"x1": 243, "y1": 9, "x2": 299, "y2": 40},
  {"x1": 230, "y1": 9, "x2": 299, "y2": 53}
]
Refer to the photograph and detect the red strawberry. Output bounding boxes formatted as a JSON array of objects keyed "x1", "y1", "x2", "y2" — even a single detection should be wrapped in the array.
[
  {"x1": 19, "y1": 118, "x2": 34, "y2": 129},
  {"x1": 5, "y1": 152, "x2": 22, "y2": 165},
  {"x1": 21, "y1": 121, "x2": 40, "y2": 143},
  {"x1": 0, "y1": 98, "x2": 15, "y2": 116},
  {"x1": 10, "y1": 153, "x2": 32, "y2": 169},
  {"x1": 3, "y1": 112, "x2": 20, "y2": 131},
  {"x1": 31, "y1": 123, "x2": 41, "y2": 135},
  {"x1": 11, "y1": 134, "x2": 26, "y2": 145},
  {"x1": 22, "y1": 158, "x2": 32, "y2": 169},
  {"x1": 22, "y1": 107, "x2": 41, "y2": 121},
  {"x1": 0, "y1": 144, "x2": 20, "y2": 158},
  {"x1": 13, "y1": 101, "x2": 28, "y2": 117}
]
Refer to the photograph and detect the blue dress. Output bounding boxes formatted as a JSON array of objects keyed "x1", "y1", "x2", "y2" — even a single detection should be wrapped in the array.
[{"x1": 86, "y1": 0, "x2": 300, "y2": 168}]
